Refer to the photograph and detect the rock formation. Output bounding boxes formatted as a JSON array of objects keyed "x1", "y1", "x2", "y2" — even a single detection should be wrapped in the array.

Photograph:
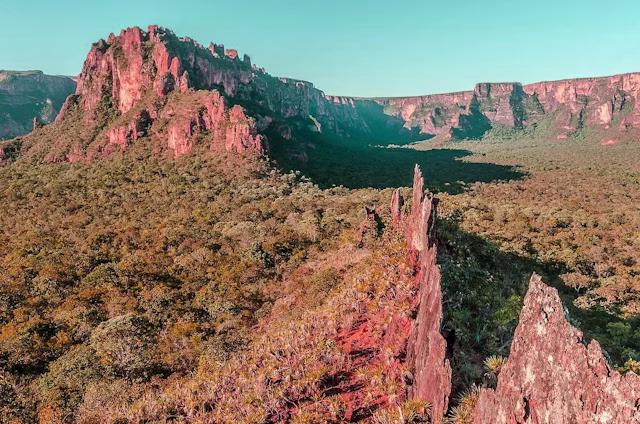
[
  {"x1": 9, "y1": 25, "x2": 638, "y2": 164},
  {"x1": 370, "y1": 74, "x2": 640, "y2": 141},
  {"x1": 0, "y1": 70, "x2": 75, "y2": 140},
  {"x1": 68, "y1": 25, "x2": 376, "y2": 134},
  {"x1": 336, "y1": 165, "x2": 451, "y2": 422},
  {"x1": 390, "y1": 188, "x2": 404, "y2": 226},
  {"x1": 405, "y1": 165, "x2": 451, "y2": 423},
  {"x1": 472, "y1": 273, "x2": 640, "y2": 423},
  {"x1": 16, "y1": 27, "x2": 280, "y2": 162},
  {"x1": 15, "y1": 26, "x2": 387, "y2": 163}
]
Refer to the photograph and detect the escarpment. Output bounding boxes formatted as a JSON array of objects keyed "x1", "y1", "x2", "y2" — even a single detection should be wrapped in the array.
[
  {"x1": 9, "y1": 25, "x2": 640, "y2": 165},
  {"x1": 369, "y1": 74, "x2": 640, "y2": 141},
  {"x1": 15, "y1": 26, "x2": 393, "y2": 163},
  {"x1": 0, "y1": 70, "x2": 75, "y2": 140},
  {"x1": 472, "y1": 274, "x2": 640, "y2": 423}
]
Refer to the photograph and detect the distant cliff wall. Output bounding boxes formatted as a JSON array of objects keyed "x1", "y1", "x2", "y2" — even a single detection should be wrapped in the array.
[
  {"x1": 0, "y1": 70, "x2": 75, "y2": 139},
  {"x1": 366, "y1": 74, "x2": 640, "y2": 141}
]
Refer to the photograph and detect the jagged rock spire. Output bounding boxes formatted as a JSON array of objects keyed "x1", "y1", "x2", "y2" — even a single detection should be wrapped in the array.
[
  {"x1": 473, "y1": 274, "x2": 640, "y2": 423},
  {"x1": 405, "y1": 165, "x2": 452, "y2": 423},
  {"x1": 390, "y1": 188, "x2": 404, "y2": 226}
]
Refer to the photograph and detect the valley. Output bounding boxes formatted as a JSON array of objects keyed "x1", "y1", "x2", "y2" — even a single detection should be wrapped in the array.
[{"x1": 0, "y1": 24, "x2": 639, "y2": 423}]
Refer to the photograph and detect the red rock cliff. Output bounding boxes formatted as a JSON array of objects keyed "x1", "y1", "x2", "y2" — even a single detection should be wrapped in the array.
[
  {"x1": 22, "y1": 26, "x2": 275, "y2": 161},
  {"x1": 368, "y1": 73, "x2": 640, "y2": 141},
  {"x1": 472, "y1": 273, "x2": 640, "y2": 423},
  {"x1": 69, "y1": 26, "x2": 371, "y2": 134},
  {"x1": 20, "y1": 26, "x2": 378, "y2": 162}
]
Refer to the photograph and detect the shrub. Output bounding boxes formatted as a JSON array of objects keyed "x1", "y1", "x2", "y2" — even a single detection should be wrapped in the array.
[{"x1": 89, "y1": 314, "x2": 158, "y2": 378}]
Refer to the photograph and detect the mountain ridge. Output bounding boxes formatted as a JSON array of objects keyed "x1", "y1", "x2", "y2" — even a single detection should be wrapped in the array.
[
  {"x1": 0, "y1": 70, "x2": 76, "y2": 140},
  {"x1": 4, "y1": 25, "x2": 639, "y2": 166}
]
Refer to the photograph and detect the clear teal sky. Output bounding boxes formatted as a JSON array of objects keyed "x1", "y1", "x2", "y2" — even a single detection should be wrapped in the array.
[{"x1": 2, "y1": 0, "x2": 639, "y2": 97}]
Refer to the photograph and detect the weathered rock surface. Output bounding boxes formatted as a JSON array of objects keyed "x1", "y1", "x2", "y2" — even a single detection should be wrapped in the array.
[
  {"x1": 18, "y1": 26, "x2": 386, "y2": 162},
  {"x1": 473, "y1": 273, "x2": 640, "y2": 423},
  {"x1": 0, "y1": 70, "x2": 75, "y2": 139},
  {"x1": 334, "y1": 165, "x2": 450, "y2": 422},
  {"x1": 18, "y1": 27, "x2": 278, "y2": 162},
  {"x1": 68, "y1": 26, "x2": 376, "y2": 135},
  {"x1": 405, "y1": 165, "x2": 451, "y2": 423}
]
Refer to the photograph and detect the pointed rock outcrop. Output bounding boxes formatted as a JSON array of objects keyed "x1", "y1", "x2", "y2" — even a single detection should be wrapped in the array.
[
  {"x1": 405, "y1": 165, "x2": 452, "y2": 423},
  {"x1": 390, "y1": 188, "x2": 404, "y2": 226},
  {"x1": 473, "y1": 273, "x2": 640, "y2": 423}
]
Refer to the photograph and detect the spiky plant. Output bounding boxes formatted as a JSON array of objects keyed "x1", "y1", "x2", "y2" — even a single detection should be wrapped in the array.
[
  {"x1": 372, "y1": 400, "x2": 431, "y2": 424},
  {"x1": 446, "y1": 384, "x2": 482, "y2": 424},
  {"x1": 483, "y1": 355, "x2": 507, "y2": 377}
]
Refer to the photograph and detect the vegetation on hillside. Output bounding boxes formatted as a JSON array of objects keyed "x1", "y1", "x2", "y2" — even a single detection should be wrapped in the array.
[
  {"x1": 1, "y1": 119, "x2": 639, "y2": 422},
  {"x1": 0, "y1": 149, "x2": 385, "y2": 421}
]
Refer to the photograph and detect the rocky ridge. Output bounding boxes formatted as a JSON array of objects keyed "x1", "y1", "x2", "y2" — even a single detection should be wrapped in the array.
[
  {"x1": 345, "y1": 166, "x2": 640, "y2": 423},
  {"x1": 404, "y1": 165, "x2": 451, "y2": 423},
  {"x1": 371, "y1": 74, "x2": 640, "y2": 142},
  {"x1": 337, "y1": 165, "x2": 450, "y2": 421},
  {"x1": 0, "y1": 70, "x2": 75, "y2": 140}
]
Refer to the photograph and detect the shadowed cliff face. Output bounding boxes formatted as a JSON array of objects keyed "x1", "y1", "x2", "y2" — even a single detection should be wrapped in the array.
[{"x1": 0, "y1": 71, "x2": 75, "y2": 140}]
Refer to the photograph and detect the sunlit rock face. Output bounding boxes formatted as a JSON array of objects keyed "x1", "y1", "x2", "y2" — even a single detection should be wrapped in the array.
[
  {"x1": 0, "y1": 70, "x2": 75, "y2": 140},
  {"x1": 335, "y1": 166, "x2": 451, "y2": 422},
  {"x1": 21, "y1": 25, "x2": 388, "y2": 163},
  {"x1": 472, "y1": 273, "x2": 640, "y2": 424},
  {"x1": 69, "y1": 25, "x2": 371, "y2": 135},
  {"x1": 368, "y1": 73, "x2": 640, "y2": 141},
  {"x1": 28, "y1": 26, "x2": 278, "y2": 161}
]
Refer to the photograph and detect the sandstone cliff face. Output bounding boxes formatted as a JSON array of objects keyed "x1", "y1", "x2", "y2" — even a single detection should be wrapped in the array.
[
  {"x1": 368, "y1": 74, "x2": 640, "y2": 141},
  {"x1": 22, "y1": 27, "x2": 277, "y2": 161},
  {"x1": 473, "y1": 274, "x2": 640, "y2": 423},
  {"x1": 70, "y1": 26, "x2": 371, "y2": 134},
  {"x1": 0, "y1": 70, "x2": 75, "y2": 139},
  {"x1": 20, "y1": 26, "x2": 383, "y2": 162},
  {"x1": 8, "y1": 26, "x2": 640, "y2": 163}
]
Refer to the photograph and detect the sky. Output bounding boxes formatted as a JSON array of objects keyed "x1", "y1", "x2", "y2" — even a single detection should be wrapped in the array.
[{"x1": 2, "y1": 0, "x2": 639, "y2": 97}]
